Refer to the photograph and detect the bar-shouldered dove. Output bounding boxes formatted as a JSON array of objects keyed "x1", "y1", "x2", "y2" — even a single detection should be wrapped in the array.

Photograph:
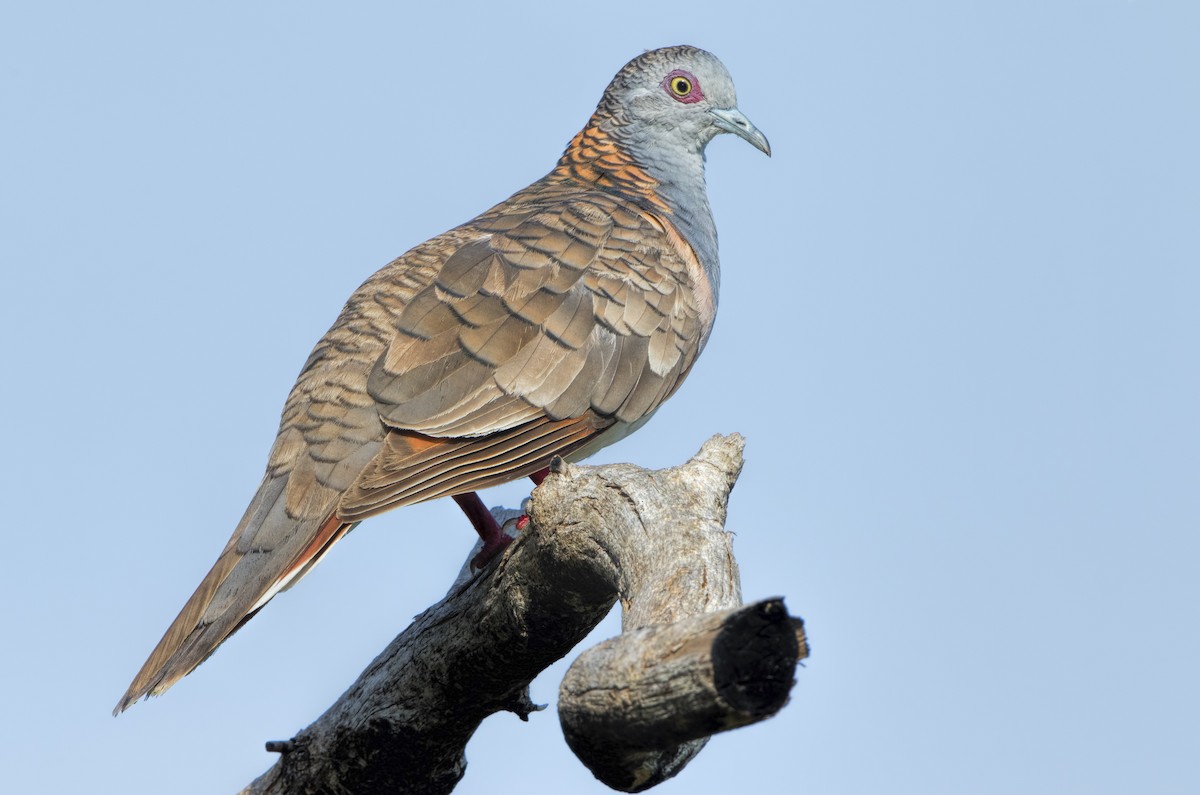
[{"x1": 116, "y1": 45, "x2": 769, "y2": 714}]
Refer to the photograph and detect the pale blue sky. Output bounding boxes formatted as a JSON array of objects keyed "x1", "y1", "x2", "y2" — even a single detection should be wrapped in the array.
[{"x1": 2, "y1": 2, "x2": 1197, "y2": 793}]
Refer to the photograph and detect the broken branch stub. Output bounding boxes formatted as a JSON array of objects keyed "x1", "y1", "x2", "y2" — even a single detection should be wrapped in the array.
[{"x1": 550, "y1": 436, "x2": 808, "y2": 791}]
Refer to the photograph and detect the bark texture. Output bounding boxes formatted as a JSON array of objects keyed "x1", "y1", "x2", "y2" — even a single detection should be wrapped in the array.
[{"x1": 240, "y1": 434, "x2": 806, "y2": 795}]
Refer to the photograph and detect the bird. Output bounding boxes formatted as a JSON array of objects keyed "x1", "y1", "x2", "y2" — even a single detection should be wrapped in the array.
[{"x1": 115, "y1": 44, "x2": 770, "y2": 714}]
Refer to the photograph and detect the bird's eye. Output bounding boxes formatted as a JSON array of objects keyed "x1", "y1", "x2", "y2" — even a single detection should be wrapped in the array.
[{"x1": 663, "y1": 70, "x2": 703, "y2": 103}]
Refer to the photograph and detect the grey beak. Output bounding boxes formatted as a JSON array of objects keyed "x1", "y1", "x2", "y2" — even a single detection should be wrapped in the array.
[{"x1": 709, "y1": 107, "x2": 771, "y2": 156}]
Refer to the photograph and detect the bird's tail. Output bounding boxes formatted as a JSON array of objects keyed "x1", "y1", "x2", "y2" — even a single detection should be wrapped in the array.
[{"x1": 113, "y1": 475, "x2": 352, "y2": 714}]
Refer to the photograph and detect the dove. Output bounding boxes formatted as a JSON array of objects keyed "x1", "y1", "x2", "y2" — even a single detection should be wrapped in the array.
[{"x1": 116, "y1": 44, "x2": 769, "y2": 714}]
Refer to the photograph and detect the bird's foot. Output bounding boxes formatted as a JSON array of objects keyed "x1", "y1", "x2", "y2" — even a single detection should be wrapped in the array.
[
  {"x1": 455, "y1": 492, "x2": 534, "y2": 573},
  {"x1": 469, "y1": 512, "x2": 534, "y2": 571}
]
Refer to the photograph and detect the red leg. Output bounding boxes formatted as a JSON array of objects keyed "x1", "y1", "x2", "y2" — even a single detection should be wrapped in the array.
[
  {"x1": 453, "y1": 492, "x2": 512, "y2": 569},
  {"x1": 529, "y1": 467, "x2": 550, "y2": 486}
]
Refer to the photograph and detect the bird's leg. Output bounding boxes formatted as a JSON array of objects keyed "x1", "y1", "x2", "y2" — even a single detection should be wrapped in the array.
[{"x1": 454, "y1": 492, "x2": 513, "y2": 570}]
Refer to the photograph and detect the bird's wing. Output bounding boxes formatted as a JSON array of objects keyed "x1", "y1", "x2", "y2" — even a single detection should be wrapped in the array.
[
  {"x1": 115, "y1": 186, "x2": 708, "y2": 713},
  {"x1": 339, "y1": 190, "x2": 709, "y2": 517}
]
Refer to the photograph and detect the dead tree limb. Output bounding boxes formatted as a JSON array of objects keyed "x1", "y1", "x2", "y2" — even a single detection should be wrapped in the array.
[
  {"x1": 542, "y1": 436, "x2": 807, "y2": 790},
  {"x1": 559, "y1": 600, "x2": 808, "y2": 791},
  {"x1": 240, "y1": 434, "x2": 806, "y2": 795}
]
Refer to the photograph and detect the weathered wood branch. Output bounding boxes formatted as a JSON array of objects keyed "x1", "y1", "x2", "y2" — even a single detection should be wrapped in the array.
[
  {"x1": 559, "y1": 600, "x2": 807, "y2": 791},
  {"x1": 240, "y1": 434, "x2": 806, "y2": 794},
  {"x1": 543, "y1": 436, "x2": 807, "y2": 790}
]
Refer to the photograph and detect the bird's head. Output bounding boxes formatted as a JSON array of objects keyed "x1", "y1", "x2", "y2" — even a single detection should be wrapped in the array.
[{"x1": 596, "y1": 45, "x2": 771, "y2": 159}]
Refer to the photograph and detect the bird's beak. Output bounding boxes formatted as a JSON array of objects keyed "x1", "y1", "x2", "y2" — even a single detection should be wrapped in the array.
[{"x1": 709, "y1": 107, "x2": 771, "y2": 156}]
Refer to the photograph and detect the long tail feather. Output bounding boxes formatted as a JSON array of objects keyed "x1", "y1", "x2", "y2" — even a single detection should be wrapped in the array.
[{"x1": 114, "y1": 496, "x2": 349, "y2": 714}]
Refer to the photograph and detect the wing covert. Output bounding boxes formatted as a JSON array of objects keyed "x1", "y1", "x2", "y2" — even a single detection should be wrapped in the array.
[{"x1": 365, "y1": 192, "x2": 705, "y2": 438}]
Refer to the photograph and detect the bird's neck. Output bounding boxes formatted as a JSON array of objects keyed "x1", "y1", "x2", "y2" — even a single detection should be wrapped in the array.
[{"x1": 552, "y1": 121, "x2": 721, "y2": 303}]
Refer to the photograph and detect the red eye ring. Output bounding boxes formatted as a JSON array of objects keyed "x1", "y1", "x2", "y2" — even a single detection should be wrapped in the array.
[{"x1": 663, "y1": 69, "x2": 703, "y2": 104}]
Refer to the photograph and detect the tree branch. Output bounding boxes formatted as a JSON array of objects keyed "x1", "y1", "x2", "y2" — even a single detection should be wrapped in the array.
[{"x1": 240, "y1": 434, "x2": 806, "y2": 795}]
